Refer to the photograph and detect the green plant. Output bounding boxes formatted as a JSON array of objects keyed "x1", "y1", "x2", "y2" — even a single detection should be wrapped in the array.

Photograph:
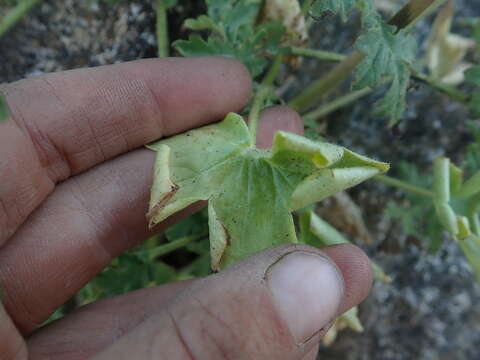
[
  {"x1": 72, "y1": 0, "x2": 480, "y2": 299},
  {"x1": 19, "y1": 0, "x2": 475, "y2": 337},
  {"x1": 378, "y1": 136, "x2": 480, "y2": 281}
]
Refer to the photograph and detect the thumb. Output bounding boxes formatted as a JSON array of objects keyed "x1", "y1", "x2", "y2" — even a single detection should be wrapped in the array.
[{"x1": 92, "y1": 244, "x2": 372, "y2": 360}]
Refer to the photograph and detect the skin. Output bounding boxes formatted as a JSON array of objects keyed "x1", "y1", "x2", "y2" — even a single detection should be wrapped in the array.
[{"x1": 0, "y1": 57, "x2": 372, "y2": 360}]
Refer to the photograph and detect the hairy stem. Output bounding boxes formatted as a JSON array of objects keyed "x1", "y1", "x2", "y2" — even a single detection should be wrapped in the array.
[
  {"x1": 375, "y1": 174, "x2": 434, "y2": 198},
  {"x1": 433, "y1": 157, "x2": 450, "y2": 202},
  {"x1": 412, "y1": 71, "x2": 469, "y2": 104},
  {"x1": 289, "y1": 51, "x2": 365, "y2": 112},
  {"x1": 389, "y1": 0, "x2": 448, "y2": 32},
  {"x1": 288, "y1": 47, "x2": 346, "y2": 62},
  {"x1": 0, "y1": 0, "x2": 41, "y2": 38},
  {"x1": 248, "y1": 55, "x2": 283, "y2": 141},
  {"x1": 156, "y1": 0, "x2": 169, "y2": 57},
  {"x1": 303, "y1": 86, "x2": 373, "y2": 122}
]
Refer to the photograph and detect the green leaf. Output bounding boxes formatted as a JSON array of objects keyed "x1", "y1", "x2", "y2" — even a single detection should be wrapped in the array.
[
  {"x1": 78, "y1": 253, "x2": 177, "y2": 303},
  {"x1": 184, "y1": 15, "x2": 224, "y2": 34},
  {"x1": 310, "y1": 0, "x2": 358, "y2": 22},
  {"x1": 385, "y1": 201, "x2": 424, "y2": 236},
  {"x1": 0, "y1": 95, "x2": 8, "y2": 123},
  {"x1": 174, "y1": 0, "x2": 285, "y2": 77},
  {"x1": 375, "y1": 68, "x2": 410, "y2": 127},
  {"x1": 354, "y1": 23, "x2": 416, "y2": 125},
  {"x1": 147, "y1": 113, "x2": 388, "y2": 270},
  {"x1": 174, "y1": 35, "x2": 231, "y2": 57}
]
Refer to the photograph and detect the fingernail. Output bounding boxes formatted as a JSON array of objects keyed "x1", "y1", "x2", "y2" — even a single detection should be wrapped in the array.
[{"x1": 266, "y1": 251, "x2": 344, "y2": 344}]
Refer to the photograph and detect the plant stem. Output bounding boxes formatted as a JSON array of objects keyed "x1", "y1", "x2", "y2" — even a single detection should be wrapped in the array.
[
  {"x1": 375, "y1": 174, "x2": 434, "y2": 198},
  {"x1": 389, "y1": 0, "x2": 448, "y2": 32},
  {"x1": 288, "y1": 47, "x2": 346, "y2": 62},
  {"x1": 146, "y1": 231, "x2": 207, "y2": 261},
  {"x1": 289, "y1": 51, "x2": 365, "y2": 112},
  {"x1": 433, "y1": 157, "x2": 450, "y2": 202},
  {"x1": 411, "y1": 70, "x2": 469, "y2": 104},
  {"x1": 469, "y1": 213, "x2": 480, "y2": 237},
  {"x1": 303, "y1": 86, "x2": 373, "y2": 122},
  {"x1": 156, "y1": 0, "x2": 169, "y2": 57},
  {"x1": 0, "y1": 0, "x2": 41, "y2": 38},
  {"x1": 248, "y1": 55, "x2": 283, "y2": 141}
]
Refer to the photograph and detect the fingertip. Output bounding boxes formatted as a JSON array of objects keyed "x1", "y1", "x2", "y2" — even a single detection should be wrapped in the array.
[
  {"x1": 188, "y1": 57, "x2": 252, "y2": 115},
  {"x1": 123, "y1": 57, "x2": 253, "y2": 135},
  {"x1": 321, "y1": 244, "x2": 374, "y2": 314},
  {"x1": 213, "y1": 57, "x2": 253, "y2": 111},
  {"x1": 256, "y1": 106, "x2": 304, "y2": 149}
]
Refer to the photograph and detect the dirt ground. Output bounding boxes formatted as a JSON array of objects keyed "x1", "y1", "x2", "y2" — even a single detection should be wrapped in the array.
[{"x1": 1, "y1": 1, "x2": 479, "y2": 359}]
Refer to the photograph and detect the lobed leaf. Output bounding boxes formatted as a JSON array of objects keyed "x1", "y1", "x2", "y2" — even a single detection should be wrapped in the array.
[
  {"x1": 147, "y1": 113, "x2": 388, "y2": 270},
  {"x1": 354, "y1": 23, "x2": 416, "y2": 125},
  {"x1": 310, "y1": 0, "x2": 358, "y2": 22},
  {"x1": 174, "y1": 0, "x2": 284, "y2": 77}
]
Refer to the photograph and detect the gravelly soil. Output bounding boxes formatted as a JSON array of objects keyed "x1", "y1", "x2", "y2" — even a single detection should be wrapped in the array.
[{"x1": 1, "y1": 1, "x2": 480, "y2": 359}]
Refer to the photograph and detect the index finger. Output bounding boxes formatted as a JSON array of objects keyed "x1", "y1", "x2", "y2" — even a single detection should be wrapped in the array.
[{"x1": 0, "y1": 57, "x2": 252, "y2": 246}]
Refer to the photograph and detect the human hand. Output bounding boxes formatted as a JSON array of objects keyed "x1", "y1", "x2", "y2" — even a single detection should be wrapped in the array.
[{"x1": 0, "y1": 57, "x2": 372, "y2": 360}]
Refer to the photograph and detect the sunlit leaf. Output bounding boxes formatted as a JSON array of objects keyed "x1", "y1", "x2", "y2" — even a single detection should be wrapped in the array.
[{"x1": 148, "y1": 113, "x2": 388, "y2": 270}]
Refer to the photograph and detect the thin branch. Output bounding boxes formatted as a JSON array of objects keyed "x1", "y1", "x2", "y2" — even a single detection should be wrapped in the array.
[
  {"x1": 411, "y1": 70, "x2": 469, "y2": 104},
  {"x1": 156, "y1": 0, "x2": 169, "y2": 57},
  {"x1": 389, "y1": 0, "x2": 448, "y2": 32},
  {"x1": 0, "y1": 0, "x2": 41, "y2": 38},
  {"x1": 248, "y1": 55, "x2": 284, "y2": 141},
  {"x1": 289, "y1": 51, "x2": 364, "y2": 112},
  {"x1": 288, "y1": 46, "x2": 346, "y2": 62},
  {"x1": 375, "y1": 174, "x2": 434, "y2": 198},
  {"x1": 303, "y1": 86, "x2": 373, "y2": 122}
]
